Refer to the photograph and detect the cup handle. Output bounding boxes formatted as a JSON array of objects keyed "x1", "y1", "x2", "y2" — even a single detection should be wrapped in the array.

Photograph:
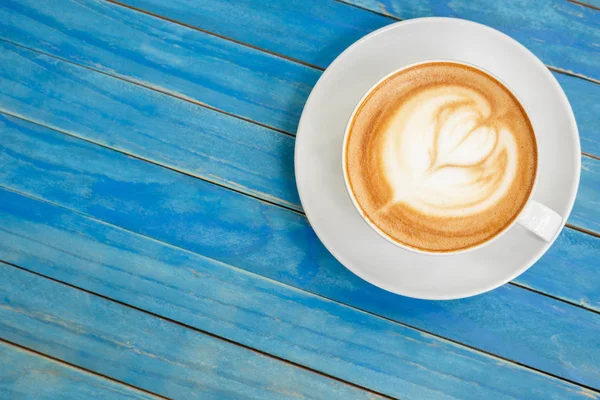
[{"x1": 517, "y1": 201, "x2": 563, "y2": 242}]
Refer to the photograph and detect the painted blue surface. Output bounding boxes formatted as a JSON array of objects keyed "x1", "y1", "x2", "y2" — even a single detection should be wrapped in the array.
[
  {"x1": 117, "y1": 0, "x2": 600, "y2": 81},
  {"x1": 0, "y1": 0, "x2": 319, "y2": 134},
  {"x1": 0, "y1": 342, "x2": 158, "y2": 400},
  {"x1": 1, "y1": 187, "x2": 598, "y2": 399},
  {"x1": 1, "y1": 113, "x2": 599, "y2": 389},
  {"x1": 0, "y1": 41, "x2": 300, "y2": 211},
  {"x1": 0, "y1": 266, "x2": 384, "y2": 400},
  {"x1": 0, "y1": 40, "x2": 598, "y2": 310},
  {"x1": 1, "y1": 0, "x2": 599, "y2": 398},
  {"x1": 1, "y1": 0, "x2": 599, "y2": 158}
]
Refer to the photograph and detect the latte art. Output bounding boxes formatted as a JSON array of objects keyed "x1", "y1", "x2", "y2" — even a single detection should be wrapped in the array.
[
  {"x1": 381, "y1": 85, "x2": 517, "y2": 217},
  {"x1": 345, "y1": 62, "x2": 537, "y2": 253}
]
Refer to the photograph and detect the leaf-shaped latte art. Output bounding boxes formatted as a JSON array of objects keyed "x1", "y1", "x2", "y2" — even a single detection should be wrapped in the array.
[{"x1": 381, "y1": 85, "x2": 518, "y2": 217}]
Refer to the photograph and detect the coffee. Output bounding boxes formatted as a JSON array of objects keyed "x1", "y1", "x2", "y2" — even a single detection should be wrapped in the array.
[{"x1": 344, "y1": 62, "x2": 537, "y2": 253}]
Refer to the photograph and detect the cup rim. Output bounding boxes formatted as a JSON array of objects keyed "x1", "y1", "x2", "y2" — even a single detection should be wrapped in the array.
[{"x1": 341, "y1": 59, "x2": 539, "y2": 256}]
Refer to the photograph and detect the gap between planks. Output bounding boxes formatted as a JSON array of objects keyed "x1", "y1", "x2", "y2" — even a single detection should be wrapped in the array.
[
  {"x1": 0, "y1": 337, "x2": 169, "y2": 399},
  {"x1": 510, "y1": 279, "x2": 600, "y2": 314},
  {"x1": 2, "y1": 98, "x2": 600, "y2": 317},
  {"x1": 1, "y1": 188, "x2": 600, "y2": 396},
  {"x1": 566, "y1": 223, "x2": 600, "y2": 240},
  {"x1": 583, "y1": 152, "x2": 600, "y2": 162},
  {"x1": 568, "y1": 0, "x2": 600, "y2": 12},
  {"x1": 0, "y1": 260, "x2": 396, "y2": 400}
]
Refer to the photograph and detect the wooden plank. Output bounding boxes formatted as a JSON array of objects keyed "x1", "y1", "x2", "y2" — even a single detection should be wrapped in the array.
[
  {"x1": 1, "y1": 114, "x2": 599, "y2": 389},
  {"x1": 0, "y1": 41, "x2": 300, "y2": 211},
  {"x1": 1, "y1": 190, "x2": 599, "y2": 399},
  {"x1": 1, "y1": 0, "x2": 600, "y2": 158},
  {"x1": 1, "y1": 40, "x2": 599, "y2": 235},
  {"x1": 113, "y1": 0, "x2": 600, "y2": 80},
  {"x1": 0, "y1": 341, "x2": 160, "y2": 400},
  {"x1": 0, "y1": 0, "x2": 319, "y2": 134},
  {"x1": 0, "y1": 266, "x2": 385, "y2": 400}
]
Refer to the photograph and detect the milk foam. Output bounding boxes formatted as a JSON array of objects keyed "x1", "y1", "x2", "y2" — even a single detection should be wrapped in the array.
[{"x1": 380, "y1": 85, "x2": 518, "y2": 217}]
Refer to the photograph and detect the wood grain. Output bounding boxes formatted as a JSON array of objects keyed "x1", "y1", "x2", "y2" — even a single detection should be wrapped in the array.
[
  {"x1": 0, "y1": 42, "x2": 300, "y2": 211},
  {"x1": 1, "y1": 188, "x2": 598, "y2": 399},
  {"x1": 0, "y1": 266, "x2": 386, "y2": 400},
  {"x1": 113, "y1": 0, "x2": 600, "y2": 80},
  {"x1": 339, "y1": 0, "x2": 600, "y2": 81},
  {"x1": 1, "y1": 39, "x2": 599, "y2": 236},
  {"x1": 1, "y1": 0, "x2": 600, "y2": 158},
  {"x1": 1, "y1": 113, "x2": 599, "y2": 389},
  {"x1": 0, "y1": 0, "x2": 319, "y2": 134},
  {"x1": 0, "y1": 341, "x2": 160, "y2": 400}
]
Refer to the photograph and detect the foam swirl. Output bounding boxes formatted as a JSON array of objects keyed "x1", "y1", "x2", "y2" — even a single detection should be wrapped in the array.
[{"x1": 380, "y1": 85, "x2": 518, "y2": 217}]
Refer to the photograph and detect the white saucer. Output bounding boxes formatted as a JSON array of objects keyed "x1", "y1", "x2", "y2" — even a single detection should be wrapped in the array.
[{"x1": 294, "y1": 18, "x2": 580, "y2": 300}]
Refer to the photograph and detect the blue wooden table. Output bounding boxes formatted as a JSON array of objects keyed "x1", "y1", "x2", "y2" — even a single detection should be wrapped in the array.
[{"x1": 1, "y1": 1, "x2": 599, "y2": 399}]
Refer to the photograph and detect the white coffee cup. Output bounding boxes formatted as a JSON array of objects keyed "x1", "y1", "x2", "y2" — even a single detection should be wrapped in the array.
[{"x1": 342, "y1": 60, "x2": 563, "y2": 256}]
